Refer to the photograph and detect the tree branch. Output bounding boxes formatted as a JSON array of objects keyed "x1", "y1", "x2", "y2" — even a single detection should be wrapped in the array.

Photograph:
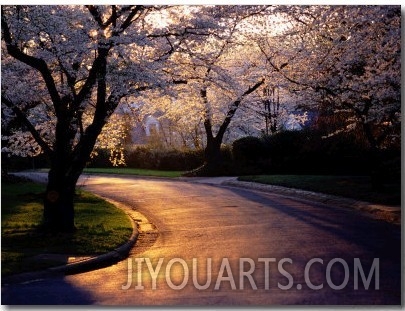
[
  {"x1": 200, "y1": 87, "x2": 214, "y2": 141},
  {"x1": 2, "y1": 96, "x2": 53, "y2": 156},
  {"x1": 86, "y1": 5, "x2": 106, "y2": 28},
  {"x1": 75, "y1": 47, "x2": 110, "y2": 105},
  {"x1": 118, "y1": 6, "x2": 143, "y2": 33},
  {"x1": 216, "y1": 78, "x2": 265, "y2": 141},
  {"x1": 2, "y1": 8, "x2": 62, "y2": 113}
]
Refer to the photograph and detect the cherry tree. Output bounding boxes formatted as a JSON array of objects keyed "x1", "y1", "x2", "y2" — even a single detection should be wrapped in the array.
[
  {"x1": 257, "y1": 5, "x2": 401, "y2": 150},
  {"x1": 138, "y1": 6, "x2": 316, "y2": 174},
  {"x1": 149, "y1": 6, "x2": 276, "y2": 175},
  {"x1": 1, "y1": 5, "x2": 203, "y2": 232}
]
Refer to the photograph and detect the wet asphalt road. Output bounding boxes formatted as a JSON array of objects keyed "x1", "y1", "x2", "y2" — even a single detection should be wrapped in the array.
[{"x1": 1, "y1": 175, "x2": 401, "y2": 305}]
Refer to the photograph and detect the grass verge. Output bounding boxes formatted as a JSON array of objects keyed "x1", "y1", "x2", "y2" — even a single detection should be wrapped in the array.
[
  {"x1": 81, "y1": 167, "x2": 183, "y2": 178},
  {"x1": 238, "y1": 175, "x2": 401, "y2": 206},
  {"x1": 1, "y1": 181, "x2": 133, "y2": 277}
]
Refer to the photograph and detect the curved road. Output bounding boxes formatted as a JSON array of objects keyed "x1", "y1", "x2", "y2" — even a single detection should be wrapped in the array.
[{"x1": 2, "y1": 175, "x2": 401, "y2": 305}]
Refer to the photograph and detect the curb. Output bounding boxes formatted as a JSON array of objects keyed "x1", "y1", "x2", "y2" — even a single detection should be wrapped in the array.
[
  {"x1": 222, "y1": 180, "x2": 401, "y2": 225},
  {"x1": 2, "y1": 205, "x2": 139, "y2": 286}
]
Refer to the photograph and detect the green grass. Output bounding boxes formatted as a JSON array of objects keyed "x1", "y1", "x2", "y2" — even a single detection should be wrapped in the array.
[
  {"x1": 82, "y1": 167, "x2": 184, "y2": 178},
  {"x1": 238, "y1": 175, "x2": 401, "y2": 206},
  {"x1": 1, "y1": 181, "x2": 133, "y2": 276}
]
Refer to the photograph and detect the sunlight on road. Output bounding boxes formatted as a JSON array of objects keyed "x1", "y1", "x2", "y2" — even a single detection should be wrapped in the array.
[{"x1": 59, "y1": 176, "x2": 401, "y2": 305}]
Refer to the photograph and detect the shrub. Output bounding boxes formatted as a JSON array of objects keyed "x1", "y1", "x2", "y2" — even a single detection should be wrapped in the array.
[
  {"x1": 231, "y1": 136, "x2": 267, "y2": 174},
  {"x1": 86, "y1": 130, "x2": 400, "y2": 179},
  {"x1": 125, "y1": 146, "x2": 159, "y2": 169},
  {"x1": 232, "y1": 136, "x2": 265, "y2": 164},
  {"x1": 220, "y1": 144, "x2": 233, "y2": 164},
  {"x1": 124, "y1": 146, "x2": 204, "y2": 171},
  {"x1": 261, "y1": 130, "x2": 309, "y2": 174},
  {"x1": 1, "y1": 152, "x2": 50, "y2": 171},
  {"x1": 261, "y1": 130, "x2": 375, "y2": 175},
  {"x1": 157, "y1": 149, "x2": 204, "y2": 171},
  {"x1": 86, "y1": 149, "x2": 112, "y2": 168}
]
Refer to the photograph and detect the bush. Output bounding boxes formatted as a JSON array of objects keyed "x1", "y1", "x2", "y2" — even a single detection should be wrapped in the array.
[
  {"x1": 260, "y1": 130, "x2": 380, "y2": 175},
  {"x1": 1, "y1": 153, "x2": 50, "y2": 172},
  {"x1": 232, "y1": 137, "x2": 267, "y2": 174},
  {"x1": 181, "y1": 144, "x2": 236, "y2": 177},
  {"x1": 124, "y1": 146, "x2": 159, "y2": 169},
  {"x1": 157, "y1": 149, "x2": 204, "y2": 171},
  {"x1": 232, "y1": 136, "x2": 265, "y2": 164},
  {"x1": 86, "y1": 149, "x2": 113, "y2": 168},
  {"x1": 124, "y1": 146, "x2": 204, "y2": 171},
  {"x1": 261, "y1": 130, "x2": 310, "y2": 174},
  {"x1": 317, "y1": 132, "x2": 371, "y2": 175},
  {"x1": 86, "y1": 130, "x2": 400, "y2": 179}
]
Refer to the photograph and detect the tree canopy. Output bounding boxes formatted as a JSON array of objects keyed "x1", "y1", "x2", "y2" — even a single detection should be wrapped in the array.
[{"x1": 1, "y1": 5, "x2": 400, "y2": 230}]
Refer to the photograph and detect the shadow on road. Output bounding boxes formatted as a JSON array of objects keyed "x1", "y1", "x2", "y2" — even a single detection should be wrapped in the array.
[
  {"x1": 2, "y1": 277, "x2": 96, "y2": 305},
  {"x1": 224, "y1": 185, "x2": 401, "y2": 257}
]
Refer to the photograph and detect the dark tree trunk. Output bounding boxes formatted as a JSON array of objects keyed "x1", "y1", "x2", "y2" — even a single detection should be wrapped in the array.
[
  {"x1": 186, "y1": 79, "x2": 265, "y2": 177},
  {"x1": 43, "y1": 170, "x2": 77, "y2": 233},
  {"x1": 2, "y1": 6, "x2": 142, "y2": 233},
  {"x1": 368, "y1": 147, "x2": 385, "y2": 191},
  {"x1": 42, "y1": 128, "x2": 80, "y2": 233},
  {"x1": 41, "y1": 133, "x2": 103, "y2": 232},
  {"x1": 41, "y1": 120, "x2": 108, "y2": 232},
  {"x1": 203, "y1": 136, "x2": 224, "y2": 176},
  {"x1": 185, "y1": 135, "x2": 226, "y2": 177},
  {"x1": 361, "y1": 121, "x2": 385, "y2": 190}
]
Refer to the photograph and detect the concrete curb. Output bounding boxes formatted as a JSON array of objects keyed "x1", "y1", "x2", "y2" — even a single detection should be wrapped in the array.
[
  {"x1": 222, "y1": 180, "x2": 401, "y2": 225},
  {"x1": 2, "y1": 199, "x2": 139, "y2": 286}
]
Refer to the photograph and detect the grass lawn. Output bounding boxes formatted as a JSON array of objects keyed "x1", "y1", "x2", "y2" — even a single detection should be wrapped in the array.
[
  {"x1": 82, "y1": 167, "x2": 184, "y2": 178},
  {"x1": 238, "y1": 175, "x2": 401, "y2": 206},
  {"x1": 1, "y1": 181, "x2": 133, "y2": 276}
]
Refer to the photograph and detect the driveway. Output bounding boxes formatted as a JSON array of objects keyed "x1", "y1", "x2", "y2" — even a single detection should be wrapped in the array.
[{"x1": 2, "y1": 174, "x2": 401, "y2": 305}]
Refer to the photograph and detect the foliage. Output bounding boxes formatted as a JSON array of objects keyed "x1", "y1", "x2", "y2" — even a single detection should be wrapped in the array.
[
  {"x1": 231, "y1": 129, "x2": 400, "y2": 178},
  {"x1": 1, "y1": 152, "x2": 50, "y2": 171},
  {"x1": 126, "y1": 147, "x2": 203, "y2": 171},
  {"x1": 232, "y1": 136, "x2": 266, "y2": 173},
  {"x1": 87, "y1": 146, "x2": 205, "y2": 171},
  {"x1": 139, "y1": 7, "x2": 274, "y2": 175},
  {"x1": 1, "y1": 5, "x2": 400, "y2": 181},
  {"x1": 261, "y1": 130, "x2": 371, "y2": 175},
  {"x1": 1, "y1": 5, "x2": 185, "y2": 161},
  {"x1": 2, "y1": 5, "x2": 229, "y2": 231},
  {"x1": 258, "y1": 6, "x2": 401, "y2": 150}
]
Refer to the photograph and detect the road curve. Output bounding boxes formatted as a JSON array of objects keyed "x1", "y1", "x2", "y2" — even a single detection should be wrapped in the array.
[{"x1": 2, "y1": 175, "x2": 401, "y2": 305}]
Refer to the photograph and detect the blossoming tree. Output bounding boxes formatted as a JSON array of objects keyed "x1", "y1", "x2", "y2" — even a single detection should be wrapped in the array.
[
  {"x1": 257, "y1": 5, "x2": 401, "y2": 149},
  {"x1": 1, "y1": 5, "x2": 207, "y2": 232}
]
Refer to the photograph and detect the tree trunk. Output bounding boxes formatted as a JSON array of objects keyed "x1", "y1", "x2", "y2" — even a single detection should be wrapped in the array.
[
  {"x1": 183, "y1": 136, "x2": 225, "y2": 177},
  {"x1": 361, "y1": 121, "x2": 385, "y2": 190},
  {"x1": 41, "y1": 114, "x2": 105, "y2": 233},
  {"x1": 203, "y1": 136, "x2": 224, "y2": 176},
  {"x1": 368, "y1": 148, "x2": 384, "y2": 191},
  {"x1": 42, "y1": 167, "x2": 77, "y2": 233},
  {"x1": 41, "y1": 122, "x2": 108, "y2": 232},
  {"x1": 185, "y1": 79, "x2": 265, "y2": 177}
]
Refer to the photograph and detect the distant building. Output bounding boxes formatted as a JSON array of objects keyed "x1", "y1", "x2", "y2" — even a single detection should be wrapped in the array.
[
  {"x1": 143, "y1": 115, "x2": 160, "y2": 136},
  {"x1": 129, "y1": 114, "x2": 162, "y2": 145}
]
